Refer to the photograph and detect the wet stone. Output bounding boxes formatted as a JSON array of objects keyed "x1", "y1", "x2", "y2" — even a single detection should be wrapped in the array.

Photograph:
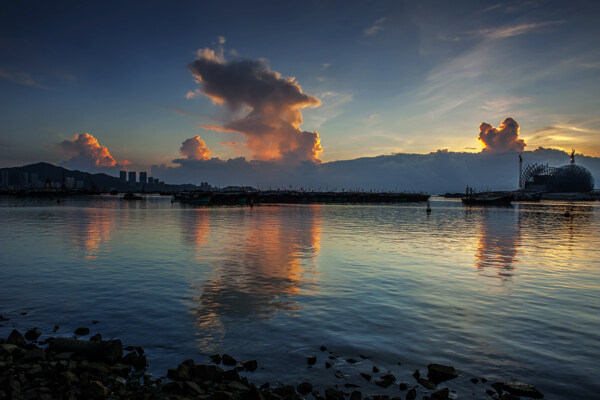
[
  {"x1": 346, "y1": 358, "x2": 358, "y2": 364},
  {"x1": 325, "y1": 362, "x2": 333, "y2": 369},
  {"x1": 243, "y1": 360, "x2": 258, "y2": 371},
  {"x1": 211, "y1": 354, "x2": 222, "y2": 364},
  {"x1": 405, "y1": 387, "x2": 417, "y2": 400},
  {"x1": 7, "y1": 330, "x2": 25, "y2": 347},
  {"x1": 320, "y1": 346, "x2": 327, "y2": 352},
  {"x1": 88, "y1": 380, "x2": 107, "y2": 400},
  {"x1": 307, "y1": 356, "x2": 317, "y2": 366},
  {"x1": 74, "y1": 327, "x2": 89, "y2": 336},
  {"x1": 89, "y1": 333, "x2": 102, "y2": 342},
  {"x1": 360, "y1": 373, "x2": 371, "y2": 381},
  {"x1": 186, "y1": 380, "x2": 206, "y2": 395},
  {"x1": 23, "y1": 348, "x2": 46, "y2": 361},
  {"x1": 222, "y1": 354, "x2": 237, "y2": 366},
  {"x1": 372, "y1": 366, "x2": 379, "y2": 373},
  {"x1": 430, "y1": 387, "x2": 449, "y2": 400},
  {"x1": 412, "y1": 370, "x2": 420, "y2": 379},
  {"x1": 399, "y1": 383, "x2": 408, "y2": 391},
  {"x1": 344, "y1": 383, "x2": 360, "y2": 388},
  {"x1": 297, "y1": 382, "x2": 313, "y2": 395},
  {"x1": 500, "y1": 381, "x2": 544, "y2": 399},
  {"x1": 325, "y1": 388, "x2": 345, "y2": 400},
  {"x1": 350, "y1": 391, "x2": 362, "y2": 400},
  {"x1": 426, "y1": 364, "x2": 458, "y2": 384},
  {"x1": 417, "y1": 378, "x2": 436, "y2": 390},
  {"x1": 471, "y1": 378, "x2": 479, "y2": 384},
  {"x1": 24, "y1": 328, "x2": 41, "y2": 342},
  {"x1": 223, "y1": 369, "x2": 240, "y2": 382}
]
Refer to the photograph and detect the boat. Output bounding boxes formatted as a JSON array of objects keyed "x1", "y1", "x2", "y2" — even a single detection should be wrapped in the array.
[
  {"x1": 122, "y1": 193, "x2": 143, "y2": 200},
  {"x1": 173, "y1": 191, "x2": 212, "y2": 205},
  {"x1": 462, "y1": 187, "x2": 513, "y2": 205}
]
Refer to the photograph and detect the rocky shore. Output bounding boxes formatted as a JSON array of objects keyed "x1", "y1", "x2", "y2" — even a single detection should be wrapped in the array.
[{"x1": 0, "y1": 328, "x2": 544, "y2": 400}]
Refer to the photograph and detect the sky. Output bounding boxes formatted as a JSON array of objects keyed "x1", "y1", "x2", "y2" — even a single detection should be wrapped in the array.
[{"x1": 1, "y1": 0, "x2": 599, "y2": 188}]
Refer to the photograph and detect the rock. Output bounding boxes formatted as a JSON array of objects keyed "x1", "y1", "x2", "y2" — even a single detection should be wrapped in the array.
[
  {"x1": 360, "y1": 373, "x2": 371, "y2": 381},
  {"x1": 24, "y1": 328, "x2": 41, "y2": 342},
  {"x1": 167, "y1": 368, "x2": 179, "y2": 380},
  {"x1": 211, "y1": 354, "x2": 222, "y2": 364},
  {"x1": 325, "y1": 388, "x2": 345, "y2": 400},
  {"x1": 372, "y1": 366, "x2": 379, "y2": 373},
  {"x1": 92, "y1": 320, "x2": 99, "y2": 324},
  {"x1": 62, "y1": 370, "x2": 79, "y2": 384},
  {"x1": 243, "y1": 360, "x2": 258, "y2": 371},
  {"x1": 185, "y1": 380, "x2": 206, "y2": 395},
  {"x1": 416, "y1": 378, "x2": 436, "y2": 390},
  {"x1": 426, "y1": 364, "x2": 458, "y2": 384},
  {"x1": 350, "y1": 391, "x2": 362, "y2": 400},
  {"x1": 359, "y1": 355, "x2": 367, "y2": 359},
  {"x1": 7, "y1": 330, "x2": 25, "y2": 346},
  {"x1": 412, "y1": 370, "x2": 420, "y2": 379},
  {"x1": 88, "y1": 380, "x2": 107, "y2": 399},
  {"x1": 89, "y1": 333, "x2": 102, "y2": 342},
  {"x1": 222, "y1": 354, "x2": 237, "y2": 366},
  {"x1": 191, "y1": 364, "x2": 224, "y2": 382},
  {"x1": 122, "y1": 351, "x2": 146, "y2": 370},
  {"x1": 375, "y1": 374, "x2": 396, "y2": 388},
  {"x1": 297, "y1": 382, "x2": 313, "y2": 395},
  {"x1": 334, "y1": 370, "x2": 346, "y2": 379},
  {"x1": 223, "y1": 369, "x2": 240, "y2": 382},
  {"x1": 481, "y1": 378, "x2": 488, "y2": 383},
  {"x1": 53, "y1": 325, "x2": 59, "y2": 332},
  {"x1": 344, "y1": 383, "x2": 360, "y2": 388},
  {"x1": 329, "y1": 355, "x2": 337, "y2": 359},
  {"x1": 320, "y1": 346, "x2": 327, "y2": 351},
  {"x1": 430, "y1": 387, "x2": 449, "y2": 400},
  {"x1": 346, "y1": 358, "x2": 358, "y2": 364},
  {"x1": 162, "y1": 381, "x2": 184, "y2": 394},
  {"x1": 470, "y1": 378, "x2": 479, "y2": 384},
  {"x1": 23, "y1": 348, "x2": 46, "y2": 361},
  {"x1": 176, "y1": 362, "x2": 192, "y2": 380},
  {"x1": 399, "y1": 382, "x2": 408, "y2": 391},
  {"x1": 405, "y1": 387, "x2": 417, "y2": 400},
  {"x1": 500, "y1": 381, "x2": 544, "y2": 398},
  {"x1": 485, "y1": 389, "x2": 496, "y2": 397},
  {"x1": 325, "y1": 362, "x2": 333, "y2": 368},
  {"x1": 273, "y1": 385, "x2": 296, "y2": 397},
  {"x1": 307, "y1": 356, "x2": 317, "y2": 366},
  {"x1": 74, "y1": 327, "x2": 90, "y2": 336}
]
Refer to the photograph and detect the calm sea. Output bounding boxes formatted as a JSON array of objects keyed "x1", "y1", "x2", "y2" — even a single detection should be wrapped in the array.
[{"x1": 1, "y1": 195, "x2": 599, "y2": 398}]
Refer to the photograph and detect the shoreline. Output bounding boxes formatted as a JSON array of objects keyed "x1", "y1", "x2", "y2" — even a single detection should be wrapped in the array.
[{"x1": 0, "y1": 329, "x2": 545, "y2": 400}]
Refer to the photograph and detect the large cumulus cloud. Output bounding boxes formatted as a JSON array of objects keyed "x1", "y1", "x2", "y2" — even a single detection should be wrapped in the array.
[
  {"x1": 478, "y1": 117, "x2": 526, "y2": 153},
  {"x1": 60, "y1": 133, "x2": 129, "y2": 173},
  {"x1": 180, "y1": 135, "x2": 211, "y2": 160},
  {"x1": 187, "y1": 45, "x2": 322, "y2": 163}
]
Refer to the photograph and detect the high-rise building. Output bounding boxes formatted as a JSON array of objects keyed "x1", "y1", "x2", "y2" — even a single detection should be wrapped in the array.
[
  {"x1": 19, "y1": 172, "x2": 28, "y2": 188},
  {"x1": 147, "y1": 176, "x2": 153, "y2": 185},
  {"x1": 139, "y1": 171, "x2": 147, "y2": 185},
  {"x1": 120, "y1": 171, "x2": 127, "y2": 183},
  {"x1": 65, "y1": 177, "x2": 76, "y2": 189},
  {"x1": 128, "y1": 171, "x2": 137, "y2": 186},
  {"x1": 153, "y1": 178, "x2": 159, "y2": 185},
  {"x1": 1, "y1": 170, "x2": 8, "y2": 187}
]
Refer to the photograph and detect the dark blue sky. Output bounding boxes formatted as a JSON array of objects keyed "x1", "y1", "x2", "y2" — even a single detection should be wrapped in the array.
[{"x1": 1, "y1": 0, "x2": 599, "y2": 172}]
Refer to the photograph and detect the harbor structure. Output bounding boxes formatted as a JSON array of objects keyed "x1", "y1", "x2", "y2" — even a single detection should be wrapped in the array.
[{"x1": 520, "y1": 149, "x2": 594, "y2": 193}]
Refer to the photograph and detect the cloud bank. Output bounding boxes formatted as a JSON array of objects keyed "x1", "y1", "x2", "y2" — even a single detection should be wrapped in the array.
[
  {"x1": 188, "y1": 45, "x2": 322, "y2": 163},
  {"x1": 478, "y1": 117, "x2": 526, "y2": 153},
  {"x1": 60, "y1": 133, "x2": 129, "y2": 173},
  {"x1": 180, "y1": 136, "x2": 211, "y2": 160}
]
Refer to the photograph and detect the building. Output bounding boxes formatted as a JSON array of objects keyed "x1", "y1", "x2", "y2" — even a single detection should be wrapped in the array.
[
  {"x1": 128, "y1": 171, "x2": 137, "y2": 187},
  {"x1": 19, "y1": 172, "x2": 28, "y2": 188},
  {"x1": 521, "y1": 150, "x2": 594, "y2": 193},
  {"x1": 1, "y1": 170, "x2": 8, "y2": 187},
  {"x1": 139, "y1": 171, "x2": 147, "y2": 186},
  {"x1": 65, "y1": 177, "x2": 76, "y2": 189},
  {"x1": 120, "y1": 171, "x2": 127, "y2": 183},
  {"x1": 147, "y1": 176, "x2": 153, "y2": 185},
  {"x1": 153, "y1": 178, "x2": 159, "y2": 185}
]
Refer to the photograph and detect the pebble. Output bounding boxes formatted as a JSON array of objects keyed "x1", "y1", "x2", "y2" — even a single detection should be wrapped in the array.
[
  {"x1": 360, "y1": 373, "x2": 371, "y2": 381},
  {"x1": 325, "y1": 362, "x2": 333, "y2": 368},
  {"x1": 320, "y1": 346, "x2": 327, "y2": 351},
  {"x1": 307, "y1": 356, "x2": 317, "y2": 366},
  {"x1": 406, "y1": 387, "x2": 417, "y2": 400},
  {"x1": 24, "y1": 328, "x2": 41, "y2": 342},
  {"x1": 74, "y1": 327, "x2": 90, "y2": 336},
  {"x1": 297, "y1": 382, "x2": 313, "y2": 394},
  {"x1": 210, "y1": 354, "x2": 222, "y2": 364},
  {"x1": 222, "y1": 354, "x2": 237, "y2": 366}
]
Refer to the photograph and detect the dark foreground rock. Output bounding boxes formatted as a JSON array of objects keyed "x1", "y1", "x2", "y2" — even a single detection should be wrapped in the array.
[{"x1": 0, "y1": 330, "x2": 546, "y2": 400}]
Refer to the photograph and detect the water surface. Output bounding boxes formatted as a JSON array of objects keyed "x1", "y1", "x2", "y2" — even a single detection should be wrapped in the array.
[{"x1": 1, "y1": 196, "x2": 598, "y2": 398}]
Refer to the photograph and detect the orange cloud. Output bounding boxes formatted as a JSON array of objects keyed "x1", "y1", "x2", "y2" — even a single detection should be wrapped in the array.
[
  {"x1": 219, "y1": 142, "x2": 239, "y2": 146},
  {"x1": 60, "y1": 133, "x2": 129, "y2": 170},
  {"x1": 188, "y1": 45, "x2": 323, "y2": 163},
  {"x1": 478, "y1": 117, "x2": 526, "y2": 153},
  {"x1": 180, "y1": 136, "x2": 211, "y2": 160}
]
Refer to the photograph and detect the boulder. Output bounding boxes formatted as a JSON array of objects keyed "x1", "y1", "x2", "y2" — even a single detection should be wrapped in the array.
[
  {"x1": 406, "y1": 387, "x2": 417, "y2": 400},
  {"x1": 24, "y1": 328, "x2": 41, "y2": 342},
  {"x1": 211, "y1": 354, "x2": 222, "y2": 364},
  {"x1": 297, "y1": 382, "x2": 313, "y2": 395},
  {"x1": 360, "y1": 373, "x2": 371, "y2": 381},
  {"x1": 49, "y1": 338, "x2": 122, "y2": 364},
  {"x1": 325, "y1": 388, "x2": 345, "y2": 400},
  {"x1": 243, "y1": 360, "x2": 258, "y2": 371},
  {"x1": 222, "y1": 354, "x2": 237, "y2": 366},
  {"x1": 430, "y1": 387, "x2": 449, "y2": 400},
  {"x1": 350, "y1": 391, "x2": 362, "y2": 400},
  {"x1": 426, "y1": 364, "x2": 458, "y2": 384},
  {"x1": 500, "y1": 381, "x2": 544, "y2": 398},
  {"x1": 7, "y1": 330, "x2": 25, "y2": 346},
  {"x1": 307, "y1": 356, "x2": 317, "y2": 366},
  {"x1": 74, "y1": 327, "x2": 90, "y2": 336}
]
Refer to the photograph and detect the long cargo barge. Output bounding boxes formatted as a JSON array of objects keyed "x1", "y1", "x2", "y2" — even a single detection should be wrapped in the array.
[{"x1": 173, "y1": 190, "x2": 430, "y2": 206}]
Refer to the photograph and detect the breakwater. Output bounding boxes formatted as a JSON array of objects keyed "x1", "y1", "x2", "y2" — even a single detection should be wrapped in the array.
[{"x1": 173, "y1": 191, "x2": 430, "y2": 206}]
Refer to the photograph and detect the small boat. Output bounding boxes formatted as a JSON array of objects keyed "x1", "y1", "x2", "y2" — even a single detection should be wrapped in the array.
[
  {"x1": 462, "y1": 186, "x2": 513, "y2": 205},
  {"x1": 122, "y1": 193, "x2": 143, "y2": 200}
]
